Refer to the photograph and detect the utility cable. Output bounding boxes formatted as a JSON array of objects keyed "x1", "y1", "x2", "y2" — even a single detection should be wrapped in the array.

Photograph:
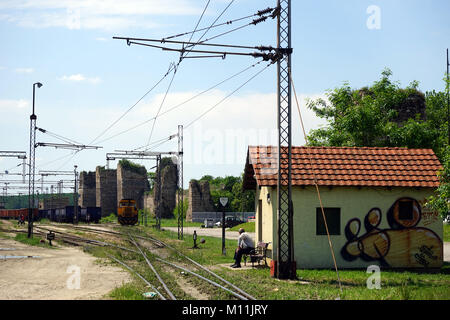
[
  {"x1": 140, "y1": 0, "x2": 212, "y2": 151},
  {"x1": 36, "y1": 127, "x2": 82, "y2": 145},
  {"x1": 163, "y1": 7, "x2": 275, "y2": 41},
  {"x1": 290, "y1": 69, "x2": 343, "y2": 295},
  {"x1": 185, "y1": 60, "x2": 271, "y2": 129},
  {"x1": 97, "y1": 61, "x2": 262, "y2": 145},
  {"x1": 88, "y1": 63, "x2": 177, "y2": 146}
]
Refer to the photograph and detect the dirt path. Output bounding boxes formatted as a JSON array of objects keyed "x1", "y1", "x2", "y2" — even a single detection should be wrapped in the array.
[
  {"x1": 162, "y1": 226, "x2": 255, "y2": 241},
  {"x1": 0, "y1": 237, "x2": 131, "y2": 300}
]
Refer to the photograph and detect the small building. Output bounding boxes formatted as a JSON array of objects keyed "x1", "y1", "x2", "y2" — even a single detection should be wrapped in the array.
[{"x1": 243, "y1": 146, "x2": 443, "y2": 269}]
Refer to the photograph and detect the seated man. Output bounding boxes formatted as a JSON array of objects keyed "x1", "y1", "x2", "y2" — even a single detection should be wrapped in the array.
[{"x1": 231, "y1": 228, "x2": 254, "y2": 268}]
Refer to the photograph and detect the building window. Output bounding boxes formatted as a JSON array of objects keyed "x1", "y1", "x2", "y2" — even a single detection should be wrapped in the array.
[
  {"x1": 316, "y1": 208, "x2": 341, "y2": 235},
  {"x1": 398, "y1": 200, "x2": 414, "y2": 220}
]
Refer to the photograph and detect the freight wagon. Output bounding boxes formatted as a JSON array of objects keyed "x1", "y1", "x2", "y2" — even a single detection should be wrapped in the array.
[{"x1": 0, "y1": 208, "x2": 39, "y2": 221}]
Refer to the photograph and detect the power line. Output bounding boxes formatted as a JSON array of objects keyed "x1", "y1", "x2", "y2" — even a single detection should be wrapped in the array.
[
  {"x1": 163, "y1": 7, "x2": 276, "y2": 41},
  {"x1": 96, "y1": 61, "x2": 263, "y2": 145},
  {"x1": 143, "y1": 68, "x2": 178, "y2": 151},
  {"x1": 185, "y1": 60, "x2": 272, "y2": 129},
  {"x1": 36, "y1": 127, "x2": 82, "y2": 145},
  {"x1": 88, "y1": 63, "x2": 178, "y2": 146},
  {"x1": 139, "y1": 0, "x2": 234, "y2": 151}
]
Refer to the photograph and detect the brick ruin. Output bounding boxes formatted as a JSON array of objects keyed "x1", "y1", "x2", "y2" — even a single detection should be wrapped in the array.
[
  {"x1": 186, "y1": 179, "x2": 215, "y2": 221},
  {"x1": 78, "y1": 171, "x2": 96, "y2": 207},
  {"x1": 80, "y1": 160, "x2": 217, "y2": 222},
  {"x1": 117, "y1": 162, "x2": 150, "y2": 210},
  {"x1": 39, "y1": 196, "x2": 70, "y2": 210},
  {"x1": 153, "y1": 158, "x2": 178, "y2": 219},
  {"x1": 95, "y1": 166, "x2": 117, "y2": 217}
]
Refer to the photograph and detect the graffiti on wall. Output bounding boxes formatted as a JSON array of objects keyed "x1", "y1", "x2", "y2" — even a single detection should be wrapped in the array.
[{"x1": 341, "y1": 198, "x2": 443, "y2": 268}]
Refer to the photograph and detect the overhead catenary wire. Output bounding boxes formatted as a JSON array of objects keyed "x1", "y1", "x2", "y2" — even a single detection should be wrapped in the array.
[
  {"x1": 184, "y1": 60, "x2": 272, "y2": 129},
  {"x1": 136, "y1": 0, "x2": 212, "y2": 152},
  {"x1": 36, "y1": 127, "x2": 82, "y2": 146},
  {"x1": 180, "y1": 0, "x2": 235, "y2": 62},
  {"x1": 88, "y1": 63, "x2": 178, "y2": 146},
  {"x1": 133, "y1": 0, "x2": 235, "y2": 152},
  {"x1": 289, "y1": 70, "x2": 343, "y2": 294},
  {"x1": 163, "y1": 6, "x2": 276, "y2": 41},
  {"x1": 96, "y1": 60, "x2": 263, "y2": 145}
]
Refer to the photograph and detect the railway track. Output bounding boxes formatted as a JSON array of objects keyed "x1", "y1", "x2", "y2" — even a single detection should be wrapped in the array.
[{"x1": 3, "y1": 223, "x2": 256, "y2": 300}]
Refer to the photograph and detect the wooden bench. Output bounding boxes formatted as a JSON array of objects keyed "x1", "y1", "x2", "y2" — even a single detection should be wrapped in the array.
[{"x1": 243, "y1": 242, "x2": 270, "y2": 267}]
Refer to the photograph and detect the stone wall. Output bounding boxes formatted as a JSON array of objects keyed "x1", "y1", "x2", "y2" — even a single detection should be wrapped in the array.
[
  {"x1": 143, "y1": 193, "x2": 154, "y2": 213},
  {"x1": 78, "y1": 171, "x2": 96, "y2": 207},
  {"x1": 96, "y1": 166, "x2": 117, "y2": 217},
  {"x1": 117, "y1": 162, "x2": 150, "y2": 210},
  {"x1": 154, "y1": 158, "x2": 178, "y2": 219},
  {"x1": 38, "y1": 196, "x2": 70, "y2": 210},
  {"x1": 186, "y1": 180, "x2": 215, "y2": 221}
]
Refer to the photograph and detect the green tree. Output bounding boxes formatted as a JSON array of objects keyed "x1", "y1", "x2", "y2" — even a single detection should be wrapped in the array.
[
  {"x1": 427, "y1": 146, "x2": 450, "y2": 219},
  {"x1": 307, "y1": 69, "x2": 449, "y2": 218}
]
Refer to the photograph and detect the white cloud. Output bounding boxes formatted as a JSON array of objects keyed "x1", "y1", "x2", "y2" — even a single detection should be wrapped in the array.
[
  {"x1": 59, "y1": 74, "x2": 101, "y2": 84},
  {"x1": 15, "y1": 67, "x2": 34, "y2": 74},
  {"x1": 0, "y1": 89, "x2": 328, "y2": 182},
  {"x1": 0, "y1": 0, "x2": 202, "y2": 30},
  {"x1": 0, "y1": 99, "x2": 30, "y2": 110}
]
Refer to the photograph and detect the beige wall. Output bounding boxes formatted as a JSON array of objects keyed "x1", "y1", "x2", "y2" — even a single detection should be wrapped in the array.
[
  {"x1": 256, "y1": 186, "x2": 443, "y2": 269},
  {"x1": 256, "y1": 186, "x2": 277, "y2": 261}
]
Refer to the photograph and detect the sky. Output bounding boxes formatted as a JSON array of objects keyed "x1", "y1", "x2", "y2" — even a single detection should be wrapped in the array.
[{"x1": 0, "y1": 0, "x2": 449, "y2": 194}]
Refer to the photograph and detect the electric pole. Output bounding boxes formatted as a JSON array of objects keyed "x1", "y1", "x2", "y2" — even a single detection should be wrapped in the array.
[
  {"x1": 28, "y1": 82, "x2": 43, "y2": 238},
  {"x1": 177, "y1": 125, "x2": 184, "y2": 240},
  {"x1": 73, "y1": 165, "x2": 78, "y2": 225},
  {"x1": 276, "y1": 0, "x2": 296, "y2": 280},
  {"x1": 447, "y1": 48, "x2": 449, "y2": 146}
]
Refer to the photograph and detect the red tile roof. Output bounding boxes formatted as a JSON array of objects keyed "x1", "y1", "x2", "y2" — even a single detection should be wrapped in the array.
[{"x1": 243, "y1": 146, "x2": 442, "y2": 189}]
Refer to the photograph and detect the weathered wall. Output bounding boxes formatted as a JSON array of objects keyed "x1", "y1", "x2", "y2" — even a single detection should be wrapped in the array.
[
  {"x1": 154, "y1": 158, "x2": 178, "y2": 219},
  {"x1": 117, "y1": 162, "x2": 150, "y2": 210},
  {"x1": 78, "y1": 171, "x2": 96, "y2": 207},
  {"x1": 258, "y1": 186, "x2": 443, "y2": 269},
  {"x1": 143, "y1": 193, "x2": 154, "y2": 213},
  {"x1": 186, "y1": 180, "x2": 215, "y2": 221},
  {"x1": 95, "y1": 166, "x2": 117, "y2": 217},
  {"x1": 38, "y1": 196, "x2": 70, "y2": 210}
]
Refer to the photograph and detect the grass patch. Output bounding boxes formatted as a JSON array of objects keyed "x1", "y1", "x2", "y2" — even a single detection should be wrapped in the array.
[
  {"x1": 128, "y1": 225, "x2": 450, "y2": 300},
  {"x1": 109, "y1": 282, "x2": 146, "y2": 300},
  {"x1": 139, "y1": 217, "x2": 203, "y2": 228},
  {"x1": 444, "y1": 223, "x2": 450, "y2": 242},
  {"x1": 14, "y1": 232, "x2": 55, "y2": 249},
  {"x1": 75, "y1": 221, "x2": 450, "y2": 300},
  {"x1": 36, "y1": 218, "x2": 51, "y2": 224},
  {"x1": 230, "y1": 221, "x2": 255, "y2": 232},
  {"x1": 100, "y1": 213, "x2": 118, "y2": 224}
]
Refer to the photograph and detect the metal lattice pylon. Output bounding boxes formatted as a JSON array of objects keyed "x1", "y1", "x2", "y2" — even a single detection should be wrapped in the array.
[
  {"x1": 276, "y1": 0, "x2": 295, "y2": 279},
  {"x1": 177, "y1": 125, "x2": 184, "y2": 240}
]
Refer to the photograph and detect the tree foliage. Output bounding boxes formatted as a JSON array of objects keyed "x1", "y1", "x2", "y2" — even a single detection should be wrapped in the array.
[
  {"x1": 199, "y1": 174, "x2": 255, "y2": 212},
  {"x1": 307, "y1": 69, "x2": 449, "y2": 218}
]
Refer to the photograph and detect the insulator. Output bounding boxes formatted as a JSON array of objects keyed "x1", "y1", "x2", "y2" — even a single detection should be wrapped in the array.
[
  {"x1": 252, "y1": 16, "x2": 268, "y2": 25},
  {"x1": 257, "y1": 7, "x2": 274, "y2": 16}
]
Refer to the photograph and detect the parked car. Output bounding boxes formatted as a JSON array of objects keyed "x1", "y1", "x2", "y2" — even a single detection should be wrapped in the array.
[
  {"x1": 202, "y1": 218, "x2": 215, "y2": 228},
  {"x1": 247, "y1": 215, "x2": 255, "y2": 222},
  {"x1": 215, "y1": 216, "x2": 244, "y2": 228}
]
